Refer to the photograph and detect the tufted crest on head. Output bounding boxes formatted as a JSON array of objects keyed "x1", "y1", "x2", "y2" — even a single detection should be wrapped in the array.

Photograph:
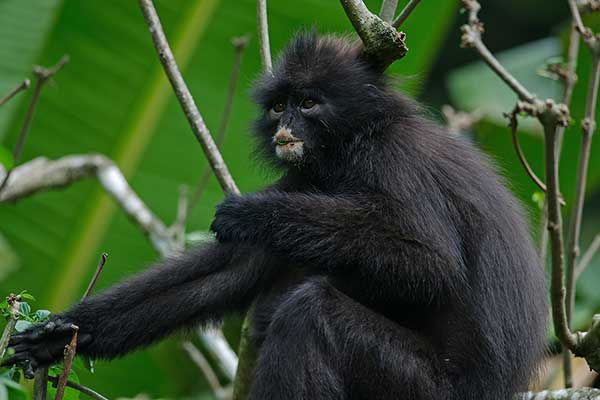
[{"x1": 252, "y1": 31, "x2": 385, "y2": 107}]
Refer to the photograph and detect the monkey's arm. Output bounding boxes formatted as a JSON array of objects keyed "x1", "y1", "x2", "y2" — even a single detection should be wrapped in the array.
[
  {"x1": 211, "y1": 192, "x2": 466, "y2": 301},
  {"x1": 3, "y1": 242, "x2": 272, "y2": 376}
]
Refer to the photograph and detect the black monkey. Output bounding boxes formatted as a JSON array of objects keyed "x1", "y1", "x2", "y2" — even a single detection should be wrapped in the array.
[{"x1": 3, "y1": 33, "x2": 547, "y2": 400}]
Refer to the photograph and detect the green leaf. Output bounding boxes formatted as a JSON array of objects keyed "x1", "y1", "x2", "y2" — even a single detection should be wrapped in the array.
[
  {"x1": 17, "y1": 302, "x2": 29, "y2": 319},
  {"x1": 0, "y1": 147, "x2": 12, "y2": 171},
  {"x1": 34, "y1": 309, "x2": 51, "y2": 322},
  {"x1": 18, "y1": 291, "x2": 35, "y2": 301},
  {"x1": 14, "y1": 320, "x2": 32, "y2": 333}
]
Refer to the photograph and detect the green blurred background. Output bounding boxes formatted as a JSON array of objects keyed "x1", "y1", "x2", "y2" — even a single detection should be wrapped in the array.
[{"x1": 0, "y1": 0, "x2": 598, "y2": 398}]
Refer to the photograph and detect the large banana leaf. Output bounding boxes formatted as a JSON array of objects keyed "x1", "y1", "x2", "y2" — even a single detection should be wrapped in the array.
[{"x1": 0, "y1": 0, "x2": 457, "y2": 397}]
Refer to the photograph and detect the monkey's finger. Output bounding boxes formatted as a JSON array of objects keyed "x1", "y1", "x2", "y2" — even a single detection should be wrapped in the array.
[{"x1": 1, "y1": 351, "x2": 32, "y2": 368}]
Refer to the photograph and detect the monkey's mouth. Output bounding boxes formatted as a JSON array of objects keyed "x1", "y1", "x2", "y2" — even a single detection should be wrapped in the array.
[{"x1": 273, "y1": 127, "x2": 304, "y2": 162}]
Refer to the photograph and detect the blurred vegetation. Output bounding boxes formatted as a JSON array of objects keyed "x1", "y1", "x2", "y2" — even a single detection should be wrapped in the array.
[{"x1": 0, "y1": 0, "x2": 598, "y2": 398}]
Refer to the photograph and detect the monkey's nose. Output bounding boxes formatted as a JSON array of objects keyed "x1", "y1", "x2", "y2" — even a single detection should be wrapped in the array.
[{"x1": 273, "y1": 127, "x2": 301, "y2": 145}]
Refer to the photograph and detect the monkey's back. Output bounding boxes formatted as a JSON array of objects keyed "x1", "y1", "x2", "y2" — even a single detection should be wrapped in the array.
[{"x1": 377, "y1": 118, "x2": 548, "y2": 399}]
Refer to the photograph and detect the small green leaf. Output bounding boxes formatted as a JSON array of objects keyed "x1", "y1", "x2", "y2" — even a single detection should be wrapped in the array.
[
  {"x1": 34, "y1": 309, "x2": 51, "y2": 322},
  {"x1": 0, "y1": 146, "x2": 13, "y2": 171},
  {"x1": 531, "y1": 191, "x2": 545, "y2": 210},
  {"x1": 18, "y1": 292, "x2": 35, "y2": 301},
  {"x1": 17, "y1": 302, "x2": 30, "y2": 318},
  {"x1": 14, "y1": 320, "x2": 32, "y2": 333}
]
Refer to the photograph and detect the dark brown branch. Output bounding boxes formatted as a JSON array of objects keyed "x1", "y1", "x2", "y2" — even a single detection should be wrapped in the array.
[
  {"x1": 392, "y1": 0, "x2": 421, "y2": 29},
  {"x1": 256, "y1": 0, "x2": 272, "y2": 72},
  {"x1": 82, "y1": 253, "x2": 108, "y2": 299},
  {"x1": 48, "y1": 376, "x2": 108, "y2": 400},
  {"x1": 557, "y1": 21, "x2": 582, "y2": 389},
  {"x1": 340, "y1": 0, "x2": 408, "y2": 69},
  {"x1": 460, "y1": 1, "x2": 534, "y2": 102},
  {"x1": 0, "y1": 79, "x2": 30, "y2": 107},
  {"x1": 0, "y1": 55, "x2": 69, "y2": 192},
  {"x1": 188, "y1": 36, "x2": 249, "y2": 218},
  {"x1": 138, "y1": 0, "x2": 239, "y2": 195},
  {"x1": 54, "y1": 325, "x2": 79, "y2": 400}
]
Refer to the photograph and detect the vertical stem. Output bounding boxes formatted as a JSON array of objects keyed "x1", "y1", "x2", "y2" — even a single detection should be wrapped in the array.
[
  {"x1": 544, "y1": 121, "x2": 578, "y2": 350},
  {"x1": 379, "y1": 0, "x2": 398, "y2": 23},
  {"x1": 33, "y1": 367, "x2": 49, "y2": 400},
  {"x1": 256, "y1": 0, "x2": 273, "y2": 73},
  {"x1": 0, "y1": 297, "x2": 19, "y2": 358}
]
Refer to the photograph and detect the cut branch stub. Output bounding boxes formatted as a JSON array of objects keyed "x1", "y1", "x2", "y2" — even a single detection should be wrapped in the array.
[
  {"x1": 340, "y1": 0, "x2": 408, "y2": 70},
  {"x1": 573, "y1": 314, "x2": 600, "y2": 372}
]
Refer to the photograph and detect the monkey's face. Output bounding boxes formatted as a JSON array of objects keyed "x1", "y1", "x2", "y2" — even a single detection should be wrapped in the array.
[{"x1": 251, "y1": 32, "x2": 392, "y2": 172}]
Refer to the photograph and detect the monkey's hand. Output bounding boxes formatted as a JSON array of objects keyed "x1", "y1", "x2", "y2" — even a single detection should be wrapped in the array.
[
  {"x1": 210, "y1": 194, "x2": 271, "y2": 243},
  {"x1": 1, "y1": 315, "x2": 92, "y2": 378}
]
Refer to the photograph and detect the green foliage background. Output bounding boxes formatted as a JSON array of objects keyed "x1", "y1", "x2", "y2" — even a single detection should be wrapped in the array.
[{"x1": 0, "y1": 0, "x2": 598, "y2": 398}]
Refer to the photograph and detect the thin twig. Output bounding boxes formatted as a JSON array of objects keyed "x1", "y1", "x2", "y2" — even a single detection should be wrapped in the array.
[
  {"x1": 576, "y1": 234, "x2": 600, "y2": 279},
  {"x1": 0, "y1": 55, "x2": 69, "y2": 192},
  {"x1": 256, "y1": 0, "x2": 273, "y2": 73},
  {"x1": 569, "y1": 0, "x2": 592, "y2": 39},
  {"x1": 379, "y1": 0, "x2": 399, "y2": 23},
  {"x1": 460, "y1": 1, "x2": 535, "y2": 102},
  {"x1": 54, "y1": 325, "x2": 79, "y2": 400},
  {"x1": 0, "y1": 79, "x2": 30, "y2": 107},
  {"x1": 138, "y1": 0, "x2": 239, "y2": 195},
  {"x1": 510, "y1": 121, "x2": 548, "y2": 195},
  {"x1": 188, "y1": 36, "x2": 249, "y2": 218},
  {"x1": 0, "y1": 294, "x2": 20, "y2": 358},
  {"x1": 183, "y1": 341, "x2": 229, "y2": 400},
  {"x1": 48, "y1": 376, "x2": 108, "y2": 400},
  {"x1": 82, "y1": 253, "x2": 108, "y2": 299},
  {"x1": 392, "y1": 0, "x2": 421, "y2": 28}
]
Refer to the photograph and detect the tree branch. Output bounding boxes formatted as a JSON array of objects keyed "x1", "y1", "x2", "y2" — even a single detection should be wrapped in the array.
[
  {"x1": 183, "y1": 341, "x2": 231, "y2": 400},
  {"x1": 256, "y1": 0, "x2": 273, "y2": 73},
  {"x1": 379, "y1": 0, "x2": 398, "y2": 23},
  {"x1": 138, "y1": 0, "x2": 239, "y2": 195},
  {"x1": 0, "y1": 79, "x2": 30, "y2": 107},
  {"x1": 340, "y1": 0, "x2": 408, "y2": 69},
  {"x1": 575, "y1": 234, "x2": 600, "y2": 279},
  {"x1": 0, "y1": 55, "x2": 69, "y2": 192},
  {"x1": 0, "y1": 294, "x2": 20, "y2": 358},
  {"x1": 54, "y1": 325, "x2": 79, "y2": 400},
  {"x1": 392, "y1": 0, "x2": 421, "y2": 29},
  {"x1": 515, "y1": 388, "x2": 600, "y2": 399},
  {"x1": 47, "y1": 376, "x2": 108, "y2": 400}
]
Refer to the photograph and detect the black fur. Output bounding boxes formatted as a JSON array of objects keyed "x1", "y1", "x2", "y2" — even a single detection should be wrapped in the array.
[{"x1": 4, "y1": 32, "x2": 547, "y2": 400}]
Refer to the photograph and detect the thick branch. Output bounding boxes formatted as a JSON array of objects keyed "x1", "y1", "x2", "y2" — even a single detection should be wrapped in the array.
[
  {"x1": 138, "y1": 0, "x2": 239, "y2": 195},
  {"x1": 340, "y1": 0, "x2": 408, "y2": 69},
  {"x1": 516, "y1": 389, "x2": 600, "y2": 399}
]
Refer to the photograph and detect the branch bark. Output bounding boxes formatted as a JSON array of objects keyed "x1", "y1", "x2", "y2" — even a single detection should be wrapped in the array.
[
  {"x1": 0, "y1": 79, "x2": 30, "y2": 107},
  {"x1": 256, "y1": 0, "x2": 273, "y2": 73},
  {"x1": 138, "y1": 0, "x2": 239, "y2": 195}
]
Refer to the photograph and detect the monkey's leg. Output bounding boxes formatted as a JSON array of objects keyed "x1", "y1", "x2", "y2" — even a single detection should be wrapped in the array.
[
  {"x1": 3, "y1": 243, "x2": 275, "y2": 376},
  {"x1": 247, "y1": 277, "x2": 451, "y2": 400}
]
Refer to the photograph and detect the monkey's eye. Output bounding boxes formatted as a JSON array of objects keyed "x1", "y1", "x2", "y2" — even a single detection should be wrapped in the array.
[
  {"x1": 272, "y1": 102, "x2": 285, "y2": 114},
  {"x1": 301, "y1": 98, "x2": 316, "y2": 110}
]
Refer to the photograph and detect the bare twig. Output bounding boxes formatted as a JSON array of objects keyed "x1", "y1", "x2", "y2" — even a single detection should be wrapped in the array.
[
  {"x1": 256, "y1": 0, "x2": 273, "y2": 72},
  {"x1": 138, "y1": 0, "x2": 239, "y2": 195},
  {"x1": 54, "y1": 325, "x2": 79, "y2": 400},
  {"x1": 460, "y1": 1, "x2": 534, "y2": 102},
  {"x1": 0, "y1": 294, "x2": 20, "y2": 358},
  {"x1": 569, "y1": 0, "x2": 592, "y2": 39},
  {"x1": 0, "y1": 55, "x2": 69, "y2": 192},
  {"x1": 48, "y1": 376, "x2": 108, "y2": 400},
  {"x1": 392, "y1": 0, "x2": 421, "y2": 29},
  {"x1": 33, "y1": 367, "x2": 49, "y2": 400},
  {"x1": 340, "y1": 0, "x2": 408, "y2": 69},
  {"x1": 188, "y1": 36, "x2": 249, "y2": 218},
  {"x1": 183, "y1": 341, "x2": 230, "y2": 400},
  {"x1": 82, "y1": 253, "x2": 108, "y2": 299},
  {"x1": 379, "y1": 0, "x2": 399, "y2": 23},
  {"x1": 576, "y1": 234, "x2": 600, "y2": 279},
  {"x1": 0, "y1": 79, "x2": 30, "y2": 107}
]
